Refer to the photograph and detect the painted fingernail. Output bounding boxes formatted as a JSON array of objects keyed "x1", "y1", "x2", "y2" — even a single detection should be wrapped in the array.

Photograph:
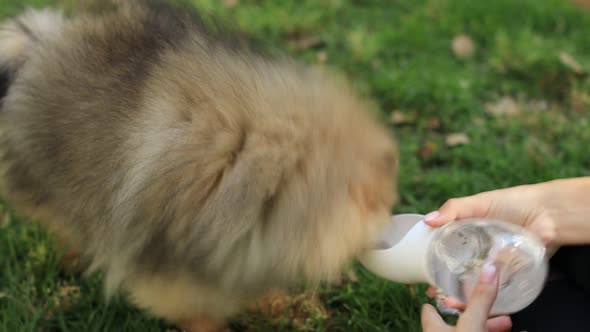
[
  {"x1": 480, "y1": 263, "x2": 497, "y2": 284},
  {"x1": 424, "y1": 211, "x2": 440, "y2": 222},
  {"x1": 426, "y1": 288, "x2": 436, "y2": 298}
]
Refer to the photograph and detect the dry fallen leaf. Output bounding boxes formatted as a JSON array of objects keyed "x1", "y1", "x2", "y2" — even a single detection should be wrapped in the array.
[
  {"x1": 485, "y1": 96, "x2": 521, "y2": 116},
  {"x1": 559, "y1": 52, "x2": 587, "y2": 75},
  {"x1": 390, "y1": 110, "x2": 416, "y2": 125},
  {"x1": 390, "y1": 110, "x2": 406, "y2": 124},
  {"x1": 570, "y1": 0, "x2": 590, "y2": 10},
  {"x1": 417, "y1": 142, "x2": 438, "y2": 160},
  {"x1": 223, "y1": 0, "x2": 239, "y2": 8},
  {"x1": 445, "y1": 133, "x2": 470, "y2": 146},
  {"x1": 427, "y1": 117, "x2": 442, "y2": 130},
  {"x1": 316, "y1": 51, "x2": 328, "y2": 62},
  {"x1": 452, "y1": 34, "x2": 476, "y2": 59},
  {"x1": 244, "y1": 291, "x2": 328, "y2": 331}
]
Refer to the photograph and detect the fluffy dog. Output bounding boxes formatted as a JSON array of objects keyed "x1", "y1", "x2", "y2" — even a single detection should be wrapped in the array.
[{"x1": 0, "y1": 2, "x2": 398, "y2": 330}]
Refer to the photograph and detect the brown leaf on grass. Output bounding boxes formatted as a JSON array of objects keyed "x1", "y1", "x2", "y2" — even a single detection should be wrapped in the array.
[
  {"x1": 559, "y1": 52, "x2": 587, "y2": 76},
  {"x1": 316, "y1": 51, "x2": 328, "y2": 63},
  {"x1": 570, "y1": 0, "x2": 590, "y2": 10},
  {"x1": 452, "y1": 34, "x2": 476, "y2": 59},
  {"x1": 417, "y1": 142, "x2": 438, "y2": 160},
  {"x1": 223, "y1": 0, "x2": 239, "y2": 8},
  {"x1": 390, "y1": 110, "x2": 406, "y2": 125},
  {"x1": 445, "y1": 133, "x2": 470, "y2": 146},
  {"x1": 288, "y1": 293, "x2": 329, "y2": 331},
  {"x1": 390, "y1": 110, "x2": 416, "y2": 125},
  {"x1": 244, "y1": 291, "x2": 328, "y2": 331},
  {"x1": 485, "y1": 96, "x2": 521, "y2": 116},
  {"x1": 0, "y1": 292, "x2": 7, "y2": 299},
  {"x1": 426, "y1": 117, "x2": 442, "y2": 130}
]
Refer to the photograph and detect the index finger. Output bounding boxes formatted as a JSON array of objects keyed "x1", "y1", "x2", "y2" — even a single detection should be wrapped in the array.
[{"x1": 424, "y1": 194, "x2": 492, "y2": 227}]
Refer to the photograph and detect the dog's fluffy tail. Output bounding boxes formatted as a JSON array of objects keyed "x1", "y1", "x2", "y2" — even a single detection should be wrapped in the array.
[{"x1": 0, "y1": 8, "x2": 64, "y2": 98}]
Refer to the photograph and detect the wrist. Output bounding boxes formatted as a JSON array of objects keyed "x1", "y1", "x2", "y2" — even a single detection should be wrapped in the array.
[{"x1": 538, "y1": 177, "x2": 590, "y2": 246}]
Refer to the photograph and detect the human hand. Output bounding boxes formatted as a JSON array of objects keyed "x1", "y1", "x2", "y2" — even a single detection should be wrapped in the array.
[
  {"x1": 421, "y1": 264, "x2": 512, "y2": 332},
  {"x1": 423, "y1": 178, "x2": 590, "y2": 311},
  {"x1": 423, "y1": 183, "x2": 557, "y2": 248},
  {"x1": 422, "y1": 182, "x2": 555, "y2": 311}
]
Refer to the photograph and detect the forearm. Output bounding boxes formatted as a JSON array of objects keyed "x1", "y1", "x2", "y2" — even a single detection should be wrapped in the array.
[{"x1": 539, "y1": 177, "x2": 590, "y2": 246}]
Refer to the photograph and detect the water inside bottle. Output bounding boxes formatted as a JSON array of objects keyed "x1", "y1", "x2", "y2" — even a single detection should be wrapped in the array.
[{"x1": 426, "y1": 220, "x2": 547, "y2": 315}]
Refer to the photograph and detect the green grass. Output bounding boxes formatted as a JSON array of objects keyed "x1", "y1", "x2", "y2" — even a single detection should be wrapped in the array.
[{"x1": 1, "y1": 0, "x2": 590, "y2": 331}]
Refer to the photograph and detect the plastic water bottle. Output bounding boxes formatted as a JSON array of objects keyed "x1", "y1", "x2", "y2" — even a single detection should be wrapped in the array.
[{"x1": 359, "y1": 214, "x2": 548, "y2": 315}]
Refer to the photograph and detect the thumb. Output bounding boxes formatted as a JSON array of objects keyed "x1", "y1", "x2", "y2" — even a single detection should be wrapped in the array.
[
  {"x1": 457, "y1": 263, "x2": 499, "y2": 331},
  {"x1": 424, "y1": 193, "x2": 492, "y2": 227},
  {"x1": 420, "y1": 304, "x2": 452, "y2": 332}
]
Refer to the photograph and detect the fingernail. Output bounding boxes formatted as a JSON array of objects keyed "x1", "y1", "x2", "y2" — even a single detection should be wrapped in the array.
[
  {"x1": 426, "y1": 288, "x2": 436, "y2": 298},
  {"x1": 480, "y1": 263, "x2": 497, "y2": 284},
  {"x1": 424, "y1": 211, "x2": 440, "y2": 222}
]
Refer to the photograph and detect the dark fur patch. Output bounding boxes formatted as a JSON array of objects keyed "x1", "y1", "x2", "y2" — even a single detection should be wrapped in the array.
[
  {"x1": 138, "y1": 0, "x2": 273, "y2": 57},
  {"x1": 0, "y1": 66, "x2": 11, "y2": 101}
]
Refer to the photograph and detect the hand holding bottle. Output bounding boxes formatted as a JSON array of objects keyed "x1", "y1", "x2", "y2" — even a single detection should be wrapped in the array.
[{"x1": 424, "y1": 177, "x2": 590, "y2": 312}]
